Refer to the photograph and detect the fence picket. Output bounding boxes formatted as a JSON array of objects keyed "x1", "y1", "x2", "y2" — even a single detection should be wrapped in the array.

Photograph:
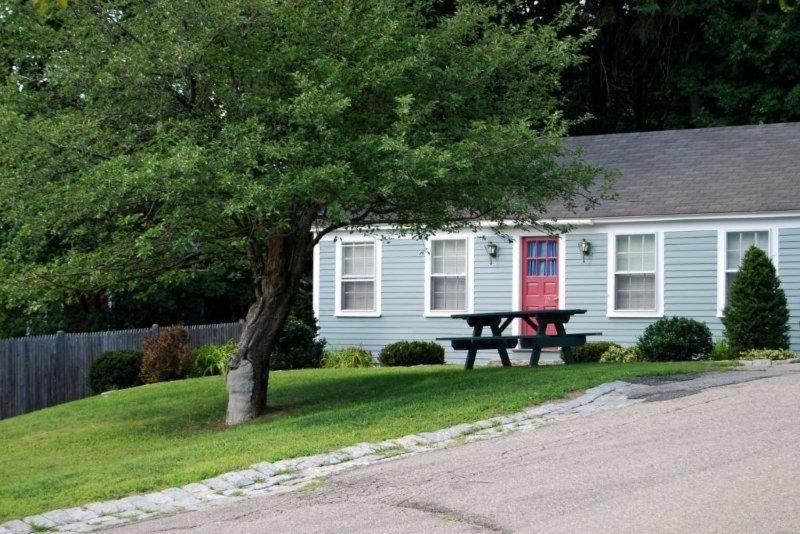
[{"x1": 0, "y1": 321, "x2": 245, "y2": 419}]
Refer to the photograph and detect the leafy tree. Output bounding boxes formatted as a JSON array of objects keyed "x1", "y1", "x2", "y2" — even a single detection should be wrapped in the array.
[
  {"x1": 722, "y1": 246, "x2": 790, "y2": 356},
  {"x1": 453, "y1": 0, "x2": 800, "y2": 134},
  {"x1": 0, "y1": 0, "x2": 609, "y2": 424}
]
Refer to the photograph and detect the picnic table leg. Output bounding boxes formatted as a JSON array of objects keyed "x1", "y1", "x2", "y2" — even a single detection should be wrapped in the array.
[
  {"x1": 529, "y1": 318, "x2": 552, "y2": 367},
  {"x1": 464, "y1": 324, "x2": 483, "y2": 370},
  {"x1": 529, "y1": 345, "x2": 542, "y2": 367},
  {"x1": 489, "y1": 320, "x2": 512, "y2": 367},
  {"x1": 555, "y1": 322, "x2": 575, "y2": 365}
]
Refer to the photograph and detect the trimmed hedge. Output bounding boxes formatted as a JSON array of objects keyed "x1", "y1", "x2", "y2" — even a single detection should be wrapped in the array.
[
  {"x1": 636, "y1": 317, "x2": 713, "y2": 362},
  {"x1": 379, "y1": 341, "x2": 445, "y2": 367},
  {"x1": 599, "y1": 345, "x2": 642, "y2": 363},
  {"x1": 561, "y1": 341, "x2": 621, "y2": 363},
  {"x1": 739, "y1": 348, "x2": 796, "y2": 361},
  {"x1": 88, "y1": 350, "x2": 144, "y2": 393}
]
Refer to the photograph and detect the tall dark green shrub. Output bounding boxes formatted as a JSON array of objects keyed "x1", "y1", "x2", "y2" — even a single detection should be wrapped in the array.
[
  {"x1": 722, "y1": 246, "x2": 790, "y2": 356},
  {"x1": 270, "y1": 288, "x2": 326, "y2": 370}
]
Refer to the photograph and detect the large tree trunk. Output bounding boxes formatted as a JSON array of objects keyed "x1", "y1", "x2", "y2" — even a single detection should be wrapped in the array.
[{"x1": 225, "y1": 229, "x2": 312, "y2": 425}]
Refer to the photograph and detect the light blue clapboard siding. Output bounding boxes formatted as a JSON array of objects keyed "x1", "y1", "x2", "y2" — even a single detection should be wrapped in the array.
[
  {"x1": 564, "y1": 231, "x2": 722, "y2": 346},
  {"x1": 318, "y1": 238, "x2": 514, "y2": 363},
  {"x1": 779, "y1": 228, "x2": 800, "y2": 351},
  {"x1": 319, "y1": 226, "x2": 800, "y2": 362}
]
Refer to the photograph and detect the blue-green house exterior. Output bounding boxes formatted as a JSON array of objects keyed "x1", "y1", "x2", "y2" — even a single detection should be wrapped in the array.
[{"x1": 313, "y1": 124, "x2": 800, "y2": 364}]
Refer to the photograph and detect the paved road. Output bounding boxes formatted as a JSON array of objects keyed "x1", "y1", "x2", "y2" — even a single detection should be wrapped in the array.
[{"x1": 114, "y1": 367, "x2": 800, "y2": 533}]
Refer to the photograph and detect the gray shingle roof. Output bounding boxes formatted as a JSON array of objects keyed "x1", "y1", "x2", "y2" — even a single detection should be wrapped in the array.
[{"x1": 548, "y1": 122, "x2": 800, "y2": 219}]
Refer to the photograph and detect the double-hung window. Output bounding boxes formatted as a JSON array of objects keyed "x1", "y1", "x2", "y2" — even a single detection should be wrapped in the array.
[
  {"x1": 612, "y1": 233, "x2": 659, "y2": 314},
  {"x1": 723, "y1": 230, "x2": 770, "y2": 305},
  {"x1": 336, "y1": 240, "x2": 380, "y2": 316},
  {"x1": 426, "y1": 238, "x2": 471, "y2": 315}
]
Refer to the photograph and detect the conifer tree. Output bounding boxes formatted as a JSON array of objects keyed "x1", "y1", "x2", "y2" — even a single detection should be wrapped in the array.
[{"x1": 722, "y1": 246, "x2": 790, "y2": 356}]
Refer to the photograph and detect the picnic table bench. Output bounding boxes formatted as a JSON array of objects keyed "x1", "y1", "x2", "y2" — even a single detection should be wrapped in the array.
[{"x1": 437, "y1": 309, "x2": 600, "y2": 370}]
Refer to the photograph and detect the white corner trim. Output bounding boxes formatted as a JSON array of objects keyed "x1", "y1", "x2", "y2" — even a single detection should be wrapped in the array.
[
  {"x1": 334, "y1": 237, "x2": 382, "y2": 318},
  {"x1": 715, "y1": 226, "x2": 780, "y2": 317},
  {"x1": 558, "y1": 235, "x2": 566, "y2": 310},
  {"x1": 312, "y1": 243, "x2": 320, "y2": 319},
  {"x1": 511, "y1": 236, "x2": 521, "y2": 336},
  {"x1": 423, "y1": 234, "x2": 475, "y2": 317},
  {"x1": 606, "y1": 230, "x2": 665, "y2": 318}
]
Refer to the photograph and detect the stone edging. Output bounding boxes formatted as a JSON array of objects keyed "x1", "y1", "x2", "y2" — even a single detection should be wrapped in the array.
[{"x1": 0, "y1": 380, "x2": 643, "y2": 534}]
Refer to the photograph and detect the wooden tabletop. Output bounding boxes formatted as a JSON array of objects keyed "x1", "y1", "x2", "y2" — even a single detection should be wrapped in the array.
[{"x1": 450, "y1": 309, "x2": 587, "y2": 320}]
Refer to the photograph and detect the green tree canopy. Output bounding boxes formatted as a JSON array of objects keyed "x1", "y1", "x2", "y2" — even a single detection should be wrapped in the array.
[
  {"x1": 455, "y1": 0, "x2": 800, "y2": 134},
  {"x1": 0, "y1": 0, "x2": 609, "y2": 423}
]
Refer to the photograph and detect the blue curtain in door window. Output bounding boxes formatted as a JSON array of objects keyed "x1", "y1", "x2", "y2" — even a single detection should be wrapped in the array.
[{"x1": 547, "y1": 241, "x2": 557, "y2": 257}]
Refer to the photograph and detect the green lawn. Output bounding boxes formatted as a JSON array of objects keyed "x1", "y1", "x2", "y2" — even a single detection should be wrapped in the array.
[{"x1": 0, "y1": 362, "x2": 727, "y2": 521}]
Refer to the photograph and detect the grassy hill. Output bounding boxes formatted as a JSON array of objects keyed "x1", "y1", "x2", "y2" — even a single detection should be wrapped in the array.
[{"x1": 0, "y1": 361, "x2": 726, "y2": 521}]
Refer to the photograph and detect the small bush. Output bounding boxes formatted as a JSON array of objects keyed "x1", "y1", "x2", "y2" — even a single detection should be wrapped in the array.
[
  {"x1": 722, "y1": 246, "x2": 790, "y2": 356},
  {"x1": 379, "y1": 341, "x2": 445, "y2": 367},
  {"x1": 710, "y1": 338, "x2": 731, "y2": 361},
  {"x1": 599, "y1": 345, "x2": 643, "y2": 363},
  {"x1": 322, "y1": 347, "x2": 374, "y2": 368},
  {"x1": 270, "y1": 316, "x2": 326, "y2": 370},
  {"x1": 739, "y1": 348, "x2": 797, "y2": 361},
  {"x1": 636, "y1": 317, "x2": 713, "y2": 362},
  {"x1": 141, "y1": 325, "x2": 193, "y2": 383},
  {"x1": 88, "y1": 350, "x2": 144, "y2": 393},
  {"x1": 191, "y1": 340, "x2": 236, "y2": 377},
  {"x1": 561, "y1": 341, "x2": 621, "y2": 363}
]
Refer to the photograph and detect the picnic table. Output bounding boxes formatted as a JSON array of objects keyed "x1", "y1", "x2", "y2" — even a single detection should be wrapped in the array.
[{"x1": 437, "y1": 309, "x2": 600, "y2": 370}]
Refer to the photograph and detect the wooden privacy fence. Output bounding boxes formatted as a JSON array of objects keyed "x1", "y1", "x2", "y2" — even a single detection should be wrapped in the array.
[{"x1": 0, "y1": 321, "x2": 244, "y2": 420}]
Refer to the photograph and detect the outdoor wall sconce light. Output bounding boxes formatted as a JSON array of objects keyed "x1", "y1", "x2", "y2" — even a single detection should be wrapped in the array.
[
  {"x1": 485, "y1": 242, "x2": 498, "y2": 265},
  {"x1": 578, "y1": 238, "x2": 591, "y2": 262}
]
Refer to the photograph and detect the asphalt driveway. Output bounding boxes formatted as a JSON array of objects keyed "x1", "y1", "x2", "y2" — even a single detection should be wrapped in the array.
[{"x1": 113, "y1": 366, "x2": 800, "y2": 533}]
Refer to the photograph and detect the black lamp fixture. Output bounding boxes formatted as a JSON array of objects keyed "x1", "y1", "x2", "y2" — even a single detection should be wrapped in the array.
[
  {"x1": 578, "y1": 238, "x2": 591, "y2": 262},
  {"x1": 484, "y1": 242, "x2": 498, "y2": 265}
]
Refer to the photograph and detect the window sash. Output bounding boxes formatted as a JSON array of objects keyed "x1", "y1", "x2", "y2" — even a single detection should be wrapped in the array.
[
  {"x1": 341, "y1": 243, "x2": 375, "y2": 279},
  {"x1": 723, "y1": 231, "x2": 770, "y2": 308},
  {"x1": 339, "y1": 242, "x2": 376, "y2": 312},
  {"x1": 429, "y1": 239, "x2": 468, "y2": 312},
  {"x1": 431, "y1": 239, "x2": 466, "y2": 276},
  {"x1": 725, "y1": 231, "x2": 769, "y2": 273},
  {"x1": 342, "y1": 280, "x2": 375, "y2": 311},
  {"x1": 614, "y1": 234, "x2": 657, "y2": 311},
  {"x1": 431, "y1": 275, "x2": 466, "y2": 311}
]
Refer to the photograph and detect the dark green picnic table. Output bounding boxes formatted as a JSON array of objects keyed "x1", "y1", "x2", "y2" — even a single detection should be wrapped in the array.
[{"x1": 437, "y1": 309, "x2": 600, "y2": 369}]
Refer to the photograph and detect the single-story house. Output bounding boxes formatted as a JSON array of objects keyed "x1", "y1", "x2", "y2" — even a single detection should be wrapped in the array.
[{"x1": 312, "y1": 122, "x2": 800, "y2": 364}]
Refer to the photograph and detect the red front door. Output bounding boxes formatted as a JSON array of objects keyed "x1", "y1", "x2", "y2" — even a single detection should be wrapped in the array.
[{"x1": 522, "y1": 237, "x2": 559, "y2": 335}]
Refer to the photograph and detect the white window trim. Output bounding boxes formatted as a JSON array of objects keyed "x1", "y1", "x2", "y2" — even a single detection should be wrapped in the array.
[
  {"x1": 312, "y1": 242, "x2": 320, "y2": 319},
  {"x1": 607, "y1": 230, "x2": 665, "y2": 318},
  {"x1": 424, "y1": 235, "x2": 475, "y2": 317},
  {"x1": 334, "y1": 237, "x2": 382, "y2": 317},
  {"x1": 716, "y1": 226, "x2": 779, "y2": 317}
]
